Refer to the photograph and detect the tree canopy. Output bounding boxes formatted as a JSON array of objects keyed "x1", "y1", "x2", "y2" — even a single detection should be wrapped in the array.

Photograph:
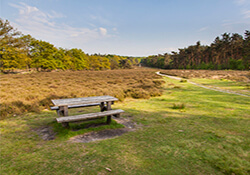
[
  {"x1": 142, "y1": 31, "x2": 249, "y2": 70},
  {"x1": 0, "y1": 18, "x2": 139, "y2": 73}
]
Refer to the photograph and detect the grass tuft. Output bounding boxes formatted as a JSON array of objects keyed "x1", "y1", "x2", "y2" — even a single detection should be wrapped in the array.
[
  {"x1": 173, "y1": 85, "x2": 181, "y2": 89},
  {"x1": 180, "y1": 79, "x2": 187, "y2": 83},
  {"x1": 172, "y1": 103, "x2": 185, "y2": 109}
]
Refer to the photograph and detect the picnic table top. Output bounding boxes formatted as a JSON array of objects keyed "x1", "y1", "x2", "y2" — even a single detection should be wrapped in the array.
[{"x1": 51, "y1": 95, "x2": 118, "y2": 106}]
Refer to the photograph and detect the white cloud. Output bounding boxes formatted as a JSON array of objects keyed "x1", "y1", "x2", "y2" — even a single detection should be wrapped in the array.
[
  {"x1": 99, "y1": 27, "x2": 107, "y2": 36},
  {"x1": 234, "y1": 0, "x2": 250, "y2": 19},
  {"x1": 235, "y1": 0, "x2": 247, "y2": 5},
  {"x1": 10, "y1": 2, "x2": 39, "y2": 15},
  {"x1": 9, "y1": 2, "x2": 111, "y2": 50},
  {"x1": 89, "y1": 13, "x2": 112, "y2": 26},
  {"x1": 198, "y1": 27, "x2": 208, "y2": 32},
  {"x1": 242, "y1": 9, "x2": 250, "y2": 18},
  {"x1": 48, "y1": 10, "x2": 66, "y2": 19}
]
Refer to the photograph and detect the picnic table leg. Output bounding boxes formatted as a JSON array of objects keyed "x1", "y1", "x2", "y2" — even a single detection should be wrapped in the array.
[
  {"x1": 58, "y1": 105, "x2": 69, "y2": 116},
  {"x1": 99, "y1": 102, "x2": 106, "y2": 112},
  {"x1": 59, "y1": 106, "x2": 69, "y2": 128},
  {"x1": 106, "y1": 101, "x2": 112, "y2": 124}
]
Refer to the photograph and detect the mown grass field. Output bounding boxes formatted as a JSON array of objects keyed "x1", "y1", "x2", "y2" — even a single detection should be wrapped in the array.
[{"x1": 1, "y1": 69, "x2": 250, "y2": 175}]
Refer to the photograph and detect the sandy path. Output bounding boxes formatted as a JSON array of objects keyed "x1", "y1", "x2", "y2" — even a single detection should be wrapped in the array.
[{"x1": 156, "y1": 72, "x2": 250, "y2": 97}]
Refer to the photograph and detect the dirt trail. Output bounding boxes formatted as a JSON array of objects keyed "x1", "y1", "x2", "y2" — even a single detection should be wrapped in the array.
[{"x1": 156, "y1": 72, "x2": 250, "y2": 97}]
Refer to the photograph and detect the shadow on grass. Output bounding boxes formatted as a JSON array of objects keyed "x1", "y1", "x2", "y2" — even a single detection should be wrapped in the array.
[{"x1": 48, "y1": 117, "x2": 125, "y2": 141}]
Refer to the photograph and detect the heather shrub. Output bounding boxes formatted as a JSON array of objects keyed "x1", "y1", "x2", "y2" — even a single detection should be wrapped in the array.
[{"x1": 0, "y1": 68, "x2": 164, "y2": 118}]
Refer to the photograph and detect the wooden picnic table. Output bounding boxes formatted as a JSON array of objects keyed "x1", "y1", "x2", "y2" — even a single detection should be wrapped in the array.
[
  {"x1": 51, "y1": 95, "x2": 124, "y2": 128},
  {"x1": 52, "y1": 95, "x2": 118, "y2": 107}
]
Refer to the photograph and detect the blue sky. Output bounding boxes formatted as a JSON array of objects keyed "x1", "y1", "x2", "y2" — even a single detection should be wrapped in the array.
[{"x1": 1, "y1": 0, "x2": 250, "y2": 56}]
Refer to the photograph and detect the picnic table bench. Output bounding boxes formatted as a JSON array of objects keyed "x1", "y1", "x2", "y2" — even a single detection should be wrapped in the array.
[{"x1": 50, "y1": 95, "x2": 124, "y2": 128}]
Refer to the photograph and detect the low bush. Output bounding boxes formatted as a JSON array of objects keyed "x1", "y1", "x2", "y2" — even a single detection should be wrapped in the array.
[{"x1": 125, "y1": 88, "x2": 151, "y2": 99}]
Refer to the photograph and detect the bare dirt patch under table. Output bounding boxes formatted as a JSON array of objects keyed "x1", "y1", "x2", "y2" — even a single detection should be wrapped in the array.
[
  {"x1": 69, "y1": 128, "x2": 131, "y2": 143},
  {"x1": 69, "y1": 117, "x2": 139, "y2": 143},
  {"x1": 34, "y1": 117, "x2": 138, "y2": 142},
  {"x1": 34, "y1": 126, "x2": 56, "y2": 141}
]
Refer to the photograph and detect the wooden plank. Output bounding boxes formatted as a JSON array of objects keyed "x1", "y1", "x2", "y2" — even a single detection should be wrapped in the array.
[
  {"x1": 50, "y1": 103, "x2": 100, "y2": 110},
  {"x1": 52, "y1": 95, "x2": 118, "y2": 106},
  {"x1": 56, "y1": 109, "x2": 124, "y2": 123}
]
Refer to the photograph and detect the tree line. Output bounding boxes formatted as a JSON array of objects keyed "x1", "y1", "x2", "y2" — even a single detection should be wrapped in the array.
[
  {"x1": 0, "y1": 19, "x2": 141, "y2": 73},
  {"x1": 1, "y1": 18, "x2": 249, "y2": 71},
  {"x1": 142, "y1": 31, "x2": 250, "y2": 70}
]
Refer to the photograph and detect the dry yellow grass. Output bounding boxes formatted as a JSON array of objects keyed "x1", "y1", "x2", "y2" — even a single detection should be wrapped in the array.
[
  {"x1": 0, "y1": 68, "x2": 164, "y2": 119},
  {"x1": 160, "y1": 69, "x2": 250, "y2": 82}
]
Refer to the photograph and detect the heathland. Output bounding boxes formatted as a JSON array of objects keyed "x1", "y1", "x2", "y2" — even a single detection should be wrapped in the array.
[
  {"x1": 0, "y1": 68, "x2": 164, "y2": 119},
  {"x1": 0, "y1": 68, "x2": 249, "y2": 174}
]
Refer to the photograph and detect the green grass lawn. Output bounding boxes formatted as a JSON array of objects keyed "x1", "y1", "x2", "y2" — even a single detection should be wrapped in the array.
[
  {"x1": 1, "y1": 77, "x2": 249, "y2": 175},
  {"x1": 191, "y1": 78, "x2": 250, "y2": 96}
]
